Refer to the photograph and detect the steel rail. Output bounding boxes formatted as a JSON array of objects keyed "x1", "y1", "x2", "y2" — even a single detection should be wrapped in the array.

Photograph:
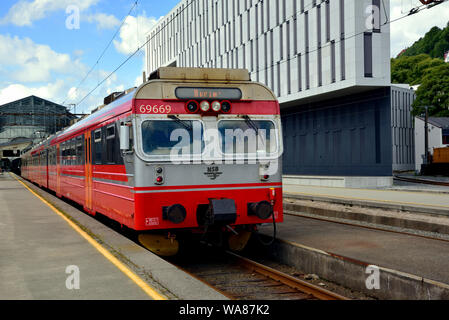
[
  {"x1": 393, "y1": 176, "x2": 449, "y2": 187},
  {"x1": 283, "y1": 211, "x2": 449, "y2": 244},
  {"x1": 225, "y1": 250, "x2": 349, "y2": 300}
]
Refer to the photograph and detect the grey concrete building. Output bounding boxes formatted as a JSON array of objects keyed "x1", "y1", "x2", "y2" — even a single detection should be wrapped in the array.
[
  {"x1": 0, "y1": 95, "x2": 75, "y2": 167},
  {"x1": 145, "y1": 0, "x2": 416, "y2": 187}
]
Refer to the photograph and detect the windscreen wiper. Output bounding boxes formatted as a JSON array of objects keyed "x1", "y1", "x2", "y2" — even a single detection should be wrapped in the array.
[
  {"x1": 242, "y1": 115, "x2": 259, "y2": 136},
  {"x1": 168, "y1": 115, "x2": 193, "y2": 131}
]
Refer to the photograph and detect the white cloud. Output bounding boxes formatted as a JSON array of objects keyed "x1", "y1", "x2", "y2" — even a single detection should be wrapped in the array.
[
  {"x1": 86, "y1": 13, "x2": 120, "y2": 30},
  {"x1": 390, "y1": 0, "x2": 449, "y2": 57},
  {"x1": 0, "y1": 35, "x2": 86, "y2": 83},
  {"x1": 0, "y1": 80, "x2": 65, "y2": 105},
  {"x1": 73, "y1": 49, "x2": 84, "y2": 58},
  {"x1": 135, "y1": 75, "x2": 143, "y2": 87},
  {"x1": 0, "y1": 0, "x2": 99, "y2": 26},
  {"x1": 0, "y1": 35, "x2": 124, "y2": 113},
  {"x1": 113, "y1": 14, "x2": 160, "y2": 55}
]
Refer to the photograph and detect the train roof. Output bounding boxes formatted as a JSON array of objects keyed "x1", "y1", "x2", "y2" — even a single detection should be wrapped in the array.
[
  {"x1": 137, "y1": 67, "x2": 277, "y2": 101},
  {"x1": 24, "y1": 68, "x2": 277, "y2": 152},
  {"x1": 54, "y1": 89, "x2": 135, "y2": 142}
]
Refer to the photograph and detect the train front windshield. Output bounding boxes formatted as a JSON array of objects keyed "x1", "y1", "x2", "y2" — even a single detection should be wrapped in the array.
[
  {"x1": 218, "y1": 120, "x2": 278, "y2": 156},
  {"x1": 141, "y1": 120, "x2": 204, "y2": 156},
  {"x1": 140, "y1": 118, "x2": 280, "y2": 159}
]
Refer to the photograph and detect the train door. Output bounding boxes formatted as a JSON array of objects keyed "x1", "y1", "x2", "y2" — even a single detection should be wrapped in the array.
[
  {"x1": 46, "y1": 149, "x2": 49, "y2": 188},
  {"x1": 84, "y1": 131, "x2": 93, "y2": 212},
  {"x1": 56, "y1": 144, "x2": 61, "y2": 196}
]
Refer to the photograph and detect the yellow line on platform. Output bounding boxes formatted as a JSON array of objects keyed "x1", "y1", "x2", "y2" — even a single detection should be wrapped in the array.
[{"x1": 11, "y1": 174, "x2": 166, "y2": 301}]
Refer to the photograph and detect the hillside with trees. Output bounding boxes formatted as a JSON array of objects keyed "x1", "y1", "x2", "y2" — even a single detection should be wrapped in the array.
[{"x1": 391, "y1": 22, "x2": 449, "y2": 117}]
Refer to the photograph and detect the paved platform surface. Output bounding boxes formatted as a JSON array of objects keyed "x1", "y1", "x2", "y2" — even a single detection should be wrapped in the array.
[
  {"x1": 0, "y1": 173, "x2": 226, "y2": 300},
  {"x1": 283, "y1": 184, "x2": 449, "y2": 214},
  {"x1": 263, "y1": 214, "x2": 449, "y2": 284},
  {"x1": 0, "y1": 173, "x2": 155, "y2": 299},
  {"x1": 0, "y1": 173, "x2": 161, "y2": 299}
]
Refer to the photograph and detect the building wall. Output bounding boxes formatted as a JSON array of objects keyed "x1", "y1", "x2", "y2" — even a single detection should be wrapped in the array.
[
  {"x1": 145, "y1": 0, "x2": 394, "y2": 178},
  {"x1": 145, "y1": 0, "x2": 390, "y2": 103},
  {"x1": 391, "y1": 85, "x2": 415, "y2": 172},
  {"x1": 282, "y1": 88, "x2": 392, "y2": 176}
]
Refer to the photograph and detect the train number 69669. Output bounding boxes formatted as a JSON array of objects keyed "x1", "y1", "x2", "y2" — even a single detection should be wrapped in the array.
[{"x1": 139, "y1": 104, "x2": 172, "y2": 114}]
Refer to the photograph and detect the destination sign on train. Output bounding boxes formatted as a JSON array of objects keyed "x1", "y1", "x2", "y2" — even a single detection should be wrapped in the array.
[{"x1": 175, "y1": 87, "x2": 242, "y2": 100}]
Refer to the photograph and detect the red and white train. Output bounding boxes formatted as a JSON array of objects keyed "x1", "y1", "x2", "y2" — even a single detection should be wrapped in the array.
[{"x1": 21, "y1": 67, "x2": 284, "y2": 255}]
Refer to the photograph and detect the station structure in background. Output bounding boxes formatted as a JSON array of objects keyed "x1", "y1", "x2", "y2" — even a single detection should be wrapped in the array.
[
  {"x1": 145, "y1": 0, "x2": 417, "y2": 187},
  {"x1": 0, "y1": 95, "x2": 76, "y2": 170}
]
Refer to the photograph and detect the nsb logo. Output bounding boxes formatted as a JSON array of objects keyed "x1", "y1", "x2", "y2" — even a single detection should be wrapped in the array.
[{"x1": 204, "y1": 166, "x2": 223, "y2": 180}]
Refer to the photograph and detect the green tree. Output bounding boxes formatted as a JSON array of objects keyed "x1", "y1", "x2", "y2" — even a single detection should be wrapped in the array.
[
  {"x1": 401, "y1": 22, "x2": 449, "y2": 59},
  {"x1": 412, "y1": 63, "x2": 449, "y2": 116},
  {"x1": 391, "y1": 54, "x2": 444, "y2": 84}
]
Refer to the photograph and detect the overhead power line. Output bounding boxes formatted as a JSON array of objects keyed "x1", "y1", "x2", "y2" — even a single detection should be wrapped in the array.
[
  {"x1": 74, "y1": 0, "x2": 196, "y2": 108},
  {"x1": 73, "y1": 0, "x2": 448, "y2": 109},
  {"x1": 62, "y1": 0, "x2": 139, "y2": 107}
]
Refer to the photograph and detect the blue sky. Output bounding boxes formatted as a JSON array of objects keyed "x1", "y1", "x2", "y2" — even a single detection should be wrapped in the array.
[
  {"x1": 0, "y1": 0, "x2": 179, "y2": 113},
  {"x1": 0, "y1": 0, "x2": 448, "y2": 114}
]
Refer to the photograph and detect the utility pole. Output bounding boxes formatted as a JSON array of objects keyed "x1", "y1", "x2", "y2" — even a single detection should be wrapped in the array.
[
  {"x1": 424, "y1": 106, "x2": 430, "y2": 164},
  {"x1": 69, "y1": 104, "x2": 76, "y2": 117}
]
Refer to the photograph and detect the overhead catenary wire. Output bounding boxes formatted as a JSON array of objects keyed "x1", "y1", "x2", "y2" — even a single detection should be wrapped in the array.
[
  {"x1": 61, "y1": 0, "x2": 139, "y2": 108},
  {"x1": 73, "y1": 0, "x2": 448, "y2": 110},
  {"x1": 74, "y1": 0, "x2": 196, "y2": 108},
  {"x1": 73, "y1": 0, "x2": 318, "y2": 110},
  {"x1": 252, "y1": 0, "x2": 448, "y2": 77}
]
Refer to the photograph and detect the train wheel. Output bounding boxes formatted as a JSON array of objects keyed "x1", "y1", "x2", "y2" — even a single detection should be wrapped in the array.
[
  {"x1": 227, "y1": 230, "x2": 252, "y2": 252},
  {"x1": 138, "y1": 234, "x2": 179, "y2": 257}
]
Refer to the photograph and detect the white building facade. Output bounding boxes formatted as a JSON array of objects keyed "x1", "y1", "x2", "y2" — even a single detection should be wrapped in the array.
[
  {"x1": 146, "y1": 0, "x2": 390, "y2": 104},
  {"x1": 145, "y1": 0, "x2": 406, "y2": 184}
]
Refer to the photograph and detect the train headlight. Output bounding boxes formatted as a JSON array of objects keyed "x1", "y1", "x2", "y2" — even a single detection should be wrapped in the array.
[
  {"x1": 200, "y1": 101, "x2": 210, "y2": 112},
  {"x1": 163, "y1": 204, "x2": 187, "y2": 224},
  {"x1": 186, "y1": 100, "x2": 199, "y2": 113},
  {"x1": 211, "y1": 101, "x2": 221, "y2": 112},
  {"x1": 248, "y1": 201, "x2": 273, "y2": 220},
  {"x1": 221, "y1": 101, "x2": 231, "y2": 113}
]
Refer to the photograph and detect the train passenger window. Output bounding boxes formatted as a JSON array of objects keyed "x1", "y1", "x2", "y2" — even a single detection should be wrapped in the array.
[
  {"x1": 141, "y1": 120, "x2": 204, "y2": 156},
  {"x1": 61, "y1": 143, "x2": 65, "y2": 165},
  {"x1": 93, "y1": 129, "x2": 102, "y2": 164},
  {"x1": 68, "y1": 140, "x2": 73, "y2": 165},
  {"x1": 76, "y1": 136, "x2": 84, "y2": 165},
  {"x1": 218, "y1": 120, "x2": 278, "y2": 156},
  {"x1": 106, "y1": 125, "x2": 115, "y2": 164}
]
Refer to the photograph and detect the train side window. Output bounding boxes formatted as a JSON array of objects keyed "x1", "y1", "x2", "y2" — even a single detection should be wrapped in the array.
[
  {"x1": 94, "y1": 129, "x2": 102, "y2": 164},
  {"x1": 71, "y1": 139, "x2": 76, "y2": 165},
  {"x1": 76, "y1": 135, "x2": 84, "y2": 165},
  {"x1": 61, "y1": 143, "x2": 65, "y2": 165},
  {"x1": 106, "y1": 125, "x2": 116, "y2": 164}
]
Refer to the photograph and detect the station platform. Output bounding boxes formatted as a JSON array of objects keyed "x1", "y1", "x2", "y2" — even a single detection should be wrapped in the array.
[
  {"x1": 268, "y1": 184, "x2": 449, "y2": 299},
  {"x1": 260, "y1": 214, "x2": 449, "y2": 299},
  {"x1": 283, "y1": 184, "x2": 449, "y2": 216},
  {"x1": 0, "y1": 173, "x2": 226, "y2": 300}
]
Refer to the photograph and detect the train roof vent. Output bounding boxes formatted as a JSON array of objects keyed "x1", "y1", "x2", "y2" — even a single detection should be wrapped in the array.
[
  {"x1": 104, "y1": 91, "x2": 125, "y2": 105},
  {"x1": 149, "y1": 67, "x2": 251, "y2": 82}
]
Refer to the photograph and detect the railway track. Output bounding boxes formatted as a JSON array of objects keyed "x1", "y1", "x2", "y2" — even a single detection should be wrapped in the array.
[
  {"x1": 172, "y1": 249, "x2": 348, "y2": 300},
  {"x1": 283, "y1": 210, "x2": 449, "y2": 244},
  {"x1": 393, "y1": 175, "x2": 449, "y2": 187}
]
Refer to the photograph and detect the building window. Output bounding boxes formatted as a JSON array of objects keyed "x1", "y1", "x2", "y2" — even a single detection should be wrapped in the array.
[
  {"x1": 364, "y1": 32, "x2": 373, "y2": 78},
  {"x1": 443, "y1": 130, "x2": 449, "y2": 145}
]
